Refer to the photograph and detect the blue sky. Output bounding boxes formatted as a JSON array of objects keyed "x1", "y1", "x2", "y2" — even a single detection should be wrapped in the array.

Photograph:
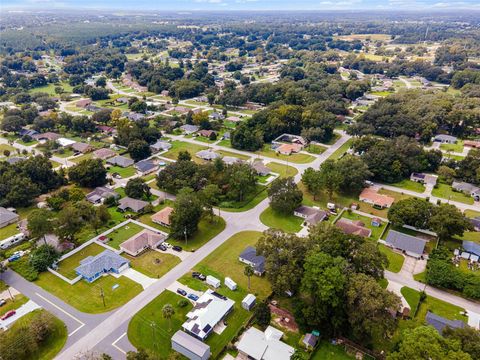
[{"x1": 2, "y1": 0, "x2": 480, "y2": 11}]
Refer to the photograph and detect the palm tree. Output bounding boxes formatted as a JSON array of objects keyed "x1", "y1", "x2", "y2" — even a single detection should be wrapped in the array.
[
  {"x1": 244, "y1": 265, "x2": 254, "y2": 290},
  {"x1": 162, "y1": 304, "x2": 175, "y2": 331}
]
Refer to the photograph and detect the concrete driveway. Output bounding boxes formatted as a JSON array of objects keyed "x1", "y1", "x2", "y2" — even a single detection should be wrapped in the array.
[
  {"x1": 0, "y1": 299, "x2": 41, "y2": 330},
  {"x1": 118, "y1": 268, "x2": 157, "y2": 289}
]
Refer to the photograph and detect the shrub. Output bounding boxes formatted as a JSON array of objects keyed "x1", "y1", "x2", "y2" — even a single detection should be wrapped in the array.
[
  {"x1": 177, "y1": 299, "x2": 189, "y2": 308},
  {"x1": 9, "y1": 258, "x2": 38, "y2": 281}
]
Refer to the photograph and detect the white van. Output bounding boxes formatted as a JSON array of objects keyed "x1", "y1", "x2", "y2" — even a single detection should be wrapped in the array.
[{"x1": 0, "y1": 233, "x2": 25, "y2": 250}]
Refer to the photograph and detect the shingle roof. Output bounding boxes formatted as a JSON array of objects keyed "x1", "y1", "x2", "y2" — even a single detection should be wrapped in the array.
[
  {"x1": 425, "y1": 311, "x2": 465, "y2": 334},
  {"x1": 150, "y1": 140, "x2": 172, "y2": 151},
  {"x1": 75, "y1": 249, "x2": 129, "y2": 279},
  {"x1": 107, "y1": 156, "x2": 134, "y2": 168},
  {"x1": 118, "y1": 197, "x2": 149, "y2": 212},
  {"x1": 385, "y1": 230, "x2": 427, "y2": 256},
  {"x1": 336, "y1": 218, "x2": 371, "y2": 238},
  {"x1": 86, "y1": 187, "x2": 119, "y2": 203},
  {"x1": 171, "y1": 331, "x2": 210, "y2": 357},
  {"x1": 151, "y1": 207, "x2": 174, "y2": 226},
  {"x1": 0, "y1": 207, "x2": 19, "y2": 226},
  {"x1": 93, "y1": 148, "x2": 117, "y2": 160},
  {"x1": 196, "y1": 150, "x2": 220, "y2": 160},
  {"x1": 252, "y1": 161, "x2": 270, "y2": 176},
  {"x1": 135, "y1": 159, "x2": 157, "y2": 173},
  {"x1": 239, "y1": 246, "x2": 265, "y2": 273},
  {"x1": 120, "y1": 230, "x2": 166, "y2": 254}
]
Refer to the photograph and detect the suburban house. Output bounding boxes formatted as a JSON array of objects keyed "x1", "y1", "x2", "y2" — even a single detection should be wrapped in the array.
[
  {"x1": 209, "y1": 112, "x2": 225, "y2": 121},
  {"x1": 236, "y1": 326, "x2": 295, "y2": 360},
  {"x1": 335, "y1": 218, "x2": 372, "y2": 238},
  {"x1": 196, "y1": 150, "x2": 220, "y2": 161},
  {"x1": 86, "y1": 186, "x2": 120, "y2": 204},
  {"x1": 275, "y1": 143, "x2": 303, "y2": 155},
  {"x1": 469, "y1": 218, "x2": 480, "y2": 232},
  {"x1": 71, "y1": 142, "x2": 94, "y2": 154},
  {"x1": 252, "y1": 162, "x2": 271, "y2": 177},
  {"x1": 135, "y1": 159, "x2": 158, "y2": 175},
  {"x1": 239, "y1": 246, "x2": 265, "y2": 276},
  {"x1": 57, "y1": 137, "x2": 77, "y2": 147},
  {"x1": 410, "y1": 172, "x2": 437, "y2": 185},
  {"x1": 180, "y1": 124, "x2": 199, "y2": 134},
  {"x1": 464, "y1": 140, "x2": 480, "y2": 149},
  {"x1": 151, "y1": 206, "x2": 174, "y2": 227},
  {"x1": 150, "y1": 140, "x2": 172, "y2": 152},
  {"x1": 19, "y1": 128, "x2": 38, "y2": 137},
  {"x1": 171, "y1": 330, "x2": 211, "y2": 360},
  {"x1": 0, "y1": 207, "x2": 19, "y2": 228},
  {"x1": 452, "y1": 181, "x2": 480, "y2": 201},
  {"x1": 385, "y1": 230, "x2": 428, "y2": 258},
  {"x1": 33, "y1": 132, "x2": 60, "y2": 142},
  {"x1": 75, "y1": 249, "x2": 130, "y2": 283},
  {"x1": 433, "y1": 134, "x2": 457, "y2": 144},
  {"x1": 120, "y1": 229, "x2": 167, "y2": 256},
  {"x1": 425, "y1": 311, "x2": 465, "y2": 334},
  {"x1": 75, "y1": 99, "x2": 92, "y2": 108},
  {"x1": 117, "y1": 197, "x2": 149, "y2": 213},
  {"x1": 107, "y1": 156, "x2": 135, "y2": 168},
  {"x1": 359, "y1": 187, "x2": 395, "y2": 208},
  {"x1": 226, "y1": 116, "x2": 242, "y2": 122},
  {"x1": 93, "y1": 148, "x2": 117, "y2": 160},
  {"x1": 463, "y1": 241, "x2": 480, "y2": 257},
  {"x1": 294, "y1": 205, "x2": 328, "y2": 226},
  {"x1": 222, "y1": 156, "x2": 242, "y2": 165},
  {"x1": 182, "y1": 290, "x2": 235, "y2": 341},
  {"x1": 273, "y1": 133, "x2": 307, "y2": 147},
  {"x1": 96, "y1": 125, "x2": 116, "y2": 135},
  {"x1": 197, "y1": 129, "x2": 217, "y2": 138}
]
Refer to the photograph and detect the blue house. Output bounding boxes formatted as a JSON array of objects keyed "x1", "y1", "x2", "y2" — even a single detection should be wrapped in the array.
[{"x1": 75, "y1": 249, "x2": 130, "y2": 283}]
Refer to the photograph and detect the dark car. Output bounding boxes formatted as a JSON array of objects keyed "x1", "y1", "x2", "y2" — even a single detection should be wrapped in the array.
[
  {"x1": 192, "y1": 271, "x2": 200, "y2": 278},
  {"x1": 1, "y1": 310, "x2": 16, "y2": 320},
  {"x1": 172, "y1": 245, "x2": 183, "y2": 252},
  {"x1": 158, "y1": 244, "x2": 167, "y2": 251},
  {"x1": 198, "y1": 274, "x2": 206, "y2": 281},
  {"x1": 176, "y1": 288, "x2": 187, "y2": 296},
  {"x1": 187, "y1": 293, "x2": 199, "y2": 301}
]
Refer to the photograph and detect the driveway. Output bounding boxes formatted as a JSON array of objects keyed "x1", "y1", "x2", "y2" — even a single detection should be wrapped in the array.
[
  {"x1": 118, "y1": 268, "x2": 157, "y2": 289},
  {"x1": 0, "y1": 299, "x2": 41, "y2": 330},
  {"x1": 167, "y1": 280, "x2": 203, "y2": 299}
]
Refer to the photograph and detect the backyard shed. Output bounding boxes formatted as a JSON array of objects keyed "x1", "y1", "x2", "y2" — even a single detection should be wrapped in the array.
[
  {"x1": 225, "y1": 277, "x2": 237, "y2": 291},
  {"x1": 206, "y1": 275, "x2": 221, "y2": 288},
  {"x1": 242, "y1": 294, "x2": 256, "y2": 311}
]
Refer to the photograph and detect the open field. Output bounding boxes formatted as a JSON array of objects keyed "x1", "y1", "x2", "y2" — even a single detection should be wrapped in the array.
[
  {"x1": 260, "y1": 207, "x2": 304, "y2": 233},
  {"x1": 122, "y1": 250, "x2": 180, "y2": 279}
]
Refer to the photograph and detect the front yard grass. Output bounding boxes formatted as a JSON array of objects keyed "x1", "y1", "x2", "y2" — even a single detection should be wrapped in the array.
[
  {"x1": 128, "y1": 291, "x2": 193, "y2": 358},
  {"x1": 107, "y1": 165, "x2": 137, "y2": 178},
  {"x1": 167, "y1": 216, "x2": 226, "y2": 251},
  {"x1": 260, "y1": 207, "x2": 304, "y2": 233},
  {"x1": 266, "y1": 162, "x2": 298, "y2": 178},
  {"x1": 328, "y1": 138, "x2": 353, "y2": 160},
  {"x1": 400, "y1": 287, "x2": 421, "y2": 315},
  {"x1": 106, "y1": 222, "x2": 145, "y2": 249},
  {"x1": 56, "y1": 243, "x2": 105, "y2": 279},
  {"x1": 35, "y1": 272, "x2": 142, "y2": 313},
  {"x1": 464, "y1": 210, "x2": 480, "y2": 218},
  {"x1": 312, "y1": 341, "x2": 355, "y2": 360},
  {"x1": 122, "y1": 250, "x2": 180, "y2": 279},
  {"x1": 0, "y1": 294, "x2": 29, "y2": 317},
  {"x1": 306, "y1": 144, "x2": 328, "y2": 154},
  {"x1": 390, "y1": 179, "x2": 425, "y2": 193},
  {"x1": 216, "y1": 149, "x2": 250, "y2": 161},
  {"x1": 440, "y1": 140, "x2": 464, "y2": 153},
  {"x1": 416, "y1": 292, "x2": 467, "y2": 323},
  {"x1": 219, "y1": 185, "x2": 268, "y2": 212},
  {"x1": 0, "y1": 222, "x2": 19, "y2": 240},
  {"x1": 379, "y1": 245, "x2": 405, "y2": 273},
  {"x1": 255, "y1": 145, "x2": 315, "y2": 164},
  {"x1": 432, "y1": 183, "x2": 474, "y2": 205},
  {"x1": 162, "y1": 140, "x2": 207, "y2": 162}
]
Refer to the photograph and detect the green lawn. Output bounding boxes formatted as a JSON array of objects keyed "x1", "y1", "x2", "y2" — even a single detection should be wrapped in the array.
[
  {"x1": 35, "y1": 271, "x2": 142, "y2": 313},
  {"x1": 29, "y1": 81, "x2": 73, "y2": 95},
  {"x1": 432, "y1": 183, "x2": 474, "y2": 205},
  {"x1": 106, "y1": 222, "x2": 145, "y2": 249},
  {"x1": 464, "y1": 210, "x2": 480, "y2": 218},
  {"x1": 0, "y1": 222, "x2": 19, "y2": 240},
  {"x1": 219, "y1": 185, "x2": 268, "y2": 213},
  {"x1": 255, "y1": 145, "x2": 315, "y2": 164},
  {"x1": 70, "y1": 152, "x2": 94, "y2": 164},
  {"x1": 107, "y1": 165, "x2": 137, "y2": 178},
  {"x1": 128, "y1": 291, "x2": 193, "y2": 358},
  {"x1": 306, "y1": 144, "x2": 328, "y2": 154},
  {"x1": 217, "y1": 139, "x2": 232, "y2": 148},
  {"x1": 312, "y1": 341, "x2": 355, "y2": 360},
  {"x1": 417, "y1": 293, "x2": 467, "y2": 323},
  {"x1": 162, "y1": 141, "x2": 207, "y2": 163},
  {"x1": 122, "y1": 250, "x2": 180, "y2": 279},
  {"x1": 55, "y1": 149, "x2": 74, "y2": 158},
  {"x1": 56, "y1": 243, "x2": 106, "y2": 279},
  {"x1": 400, "y1": 287, "x2": 421, "y2": 315},
  {"x1": 0, "y1": 294, "x2": 29, "y2": 317},
  {"x1": 440, "y1": 140, "x2": 464, "y2": 153},
  {"x1": 216, "y1": 149, "x2": 250, "y2": 161},
  {"x1": 328, "y1": 138, "x2": 353, "y2": 160},
  {"x1": 0, "y1": 143, "x2": 16, "y2": 154},
  {"x1": 266, "y1": 162, "x2": 298, "y2": 178},
  {"x1": 340, "y1": 211, "x2": 387, "y2": 240},
  {"x1": 390, "y1": 179, "x2": 425, "y2": 193},
  {"x1": 1, "y1": 309, "x2": 68, "y2": 360},
  {"x1": 260, "y1": 207, "x2": 304, "y2": 233},
  {"x1": 168, "y1": 216, "x2": 226, "y2": 251},
  {"x1": 379, "y1": 245, "x2": 405, "y2": 273}
]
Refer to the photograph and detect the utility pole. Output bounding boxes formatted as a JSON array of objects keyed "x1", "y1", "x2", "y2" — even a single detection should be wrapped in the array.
[
  {"x1": 184, "y1": 226, "x2": 188, "y2": 247},
  {"x1": 99, "y1": 286, "x2": 105, "y2": 308}
]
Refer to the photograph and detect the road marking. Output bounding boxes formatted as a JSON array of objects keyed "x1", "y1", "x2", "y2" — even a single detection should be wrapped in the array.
[
  {"x1": 35, "y1": 292, "x2": 85, "y2": 336},
  {"x1": 112, "y1": 332, "x2": 128, "y2": 354}
]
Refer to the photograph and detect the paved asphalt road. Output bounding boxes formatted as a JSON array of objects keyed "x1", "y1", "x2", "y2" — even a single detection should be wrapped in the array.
[{"x1": 3, "y1": 128, "x2": 480, "y2": 359}]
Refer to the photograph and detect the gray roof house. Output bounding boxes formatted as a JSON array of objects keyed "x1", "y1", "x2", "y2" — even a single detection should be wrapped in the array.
[
  {"x1": 294, "y1": 205, "x2": 328, "y2": 226},
  {"x1": 196, "y1": 150, "x2": 220, "y2": 161},
  {"x1": 75, "y1": 249, "x2": 130, "y2": 283},
  {"x1": 433, "y1": 134, "x2": 457, "y2": 144},
  {"x1": 107, "y1": 156, "x2": 135, "y2": 168},
  {"x1": 86, "y1": 187, "x2": 120, "y2": 204},
  {"x1": 463, "y1": 241, "x2": 480, "y2": 256},
  {"x1": 251, "y1": 161, "x2": 271, "y2": 176},
  {"x1": 150, "y1": 140, "x2": 172, "y2": 152},
  {"x1": 239, "y1": 246, "x2": 265, "y2": 276},
  {"x1": 135, "y1": 159, "x2": 158, "y2": 175},
  {"x1": 171, "y1": 331, "x2": 210, "y2": 360},
  {"x1": 0, "y1": 207, "x2": 19, "y2": 228},
  {"x1": 180, "y1": 124, "x2": 199, "y2": 134},
  {"x1": 385, "y1": 230, "x2": 428, "y2": 258},
  {"x1": 452, "y1": 181, "x2": 480, "y2": 199},
  {"x1": 6, "y1": 157, "x2": 26, "y2": 165},
  {"x1": 222, "y1": 156, "x2": 242, "y2": 165},
  {"x1": 469, "y1": 218, "x2": 480, "y2": 232},
  {"x1": 118, "y1": 197, "x2": 149, "y2": 213},
  {"x1": 425, "y1": 311, "x2": 465, "y2": 334}
]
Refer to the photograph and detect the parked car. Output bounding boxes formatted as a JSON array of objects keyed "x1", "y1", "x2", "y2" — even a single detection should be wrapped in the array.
[
  {"x1": 1, "y1": 310, "x2": 16, "y2": 320},
  {"x1": 162, "y1": 242, "x2": 172, "y2": 248},
  {"x1": 192, "y1": 271, "x2": 201, "y2": 278},
  {"x1": 0, "y1": 299, "x2": 6, "y2": 307},
  {"x1": 158, "y1": 244, "x2": 167, "y2": 251},
  {"x1": 8, "y1": 253, "x2": 21, "y2": 262},
  {"x1": 176, "y1": 288, "x2": 187, "y2": 296},
  {"x1": 187, "y1": 293, "x2": 199, "y2": 301},
  {"x1": 172, "y1": 245, "x2": 182, "y2": 252}
]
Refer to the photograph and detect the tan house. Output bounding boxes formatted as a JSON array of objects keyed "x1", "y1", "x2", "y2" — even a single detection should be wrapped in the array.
[
  {"x1": 151, "y1": 207, "x2": 174, "y2": 227},
  {"x1": 120, "y1": 229, "x2": 167, "y2": 256}
]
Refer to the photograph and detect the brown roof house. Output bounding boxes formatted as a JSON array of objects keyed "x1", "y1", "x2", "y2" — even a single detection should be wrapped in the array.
[
  {"x1": 120, "y1": 229, "x2": 167, "y2": 256},
  {"x1": 359, "y1": 188, "x2": 395, "y2": 209},
  {"x1": 93, "y1": 148, "x2": 117, "y2": 160},
  {"x1": 335, "y1": 218, "x2": 372, "y2": 238},
  {"x1": 71, "y1": 142, "x2": 94, "y2": 154},
  {"x1": 117, "y1": 197, "x2": 149, "y2": 213},
  {"x1": 294, "y1": 205, "x2": 328, "y2": 226},
  {"x1": 151, "y1": 207, "x2": 174, "y2": 227}
]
